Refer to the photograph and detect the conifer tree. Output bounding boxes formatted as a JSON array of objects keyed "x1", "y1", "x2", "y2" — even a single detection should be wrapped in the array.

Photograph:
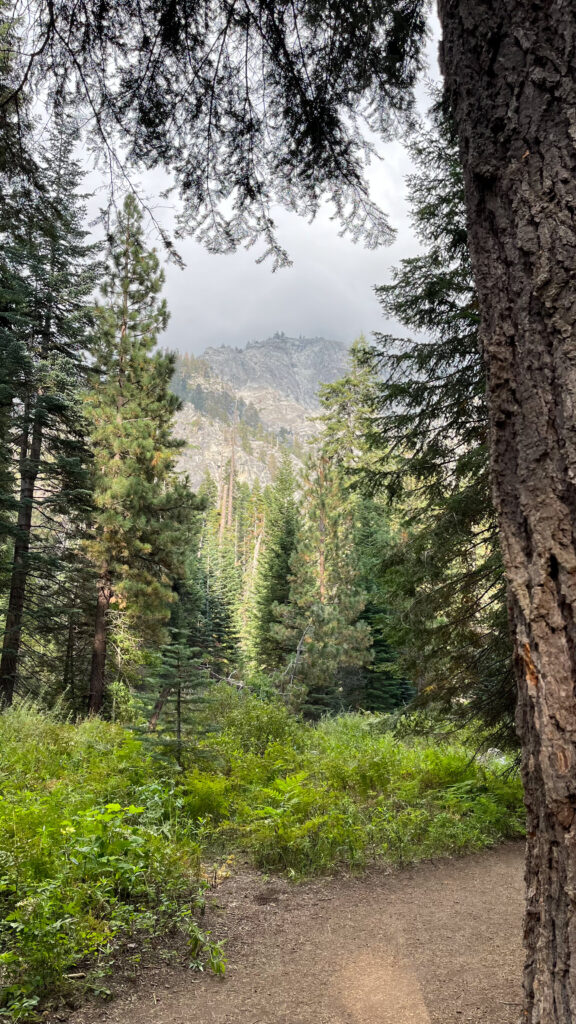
[
  {"x1": 0, "y1": 2, "x2": 35, "y2": 180},
  {"x1": 85, "y1": 193, "x2": 201, "y2": 712},
  {"x1": 323, "y1": 107, "x2": 512, "y2": 742},
  {"x1": 198, "y1": 495, "x2": 242, "y2": 680},
  {"x1": 250, "y1": 453, "x2": 299, "y2": 673},
  {"x1": 274, "y1": 454, "x2": 371, "y2": 718},
  {"x1": 372, "y1": 105, "x2": 511, "y2": 741},
  {"x1": 319, "y1": 339, "x2": 413, "y2": 713},
  {"x1": 0, "y1": 124, "x2": 98, "y2": 707},
  {"x1": 143, "y1": 575, "x2": 212, "y2": 764},
  {"x1": 234, "y1": 477, "x2": 265, "y2": 662},
  {"x1": 0, "y1": 273, "x2": 30, "y2": 560}
]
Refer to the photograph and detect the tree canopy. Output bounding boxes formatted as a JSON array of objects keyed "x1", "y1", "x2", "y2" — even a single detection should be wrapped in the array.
[{"x1": 3, "y1": 0, "x2": 429, "y2": 264}]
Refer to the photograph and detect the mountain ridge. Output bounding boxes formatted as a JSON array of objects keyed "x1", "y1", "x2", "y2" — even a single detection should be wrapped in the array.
[
  {"x1": 173, "y1": 334, "x2": 351, "y2": 489},
  {"x1": 202, "y1": 333, "x2": 350, "y2": 409}
]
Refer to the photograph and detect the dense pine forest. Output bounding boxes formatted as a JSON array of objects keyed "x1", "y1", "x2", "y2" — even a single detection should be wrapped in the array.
[
  {"x1": 3, "y1": 2, "x2": 576, "y2": 1022},
  {"x1": 0, "y1": 108, "x2": 510, "y2": 734},
  {"x1": 0, "y1": 104, "x2": 525, "y2": 1021}
]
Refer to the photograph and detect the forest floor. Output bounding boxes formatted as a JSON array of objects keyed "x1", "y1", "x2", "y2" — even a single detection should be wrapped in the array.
[{"x1": 58, "y1": 843, "x2": 525, "y2": 1024}]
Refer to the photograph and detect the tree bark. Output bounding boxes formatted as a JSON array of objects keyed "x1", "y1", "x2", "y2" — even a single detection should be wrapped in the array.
[
  {"x1": 88, "y1": 569, "x2": 112, "y2": 713},
  {"x1": 437, "y1": 2, "x2": 576, "y2": 1019},
  {"x1": 0, "y1": 400, "x2": 43, "y2": 706},
  {"x1": 148, "y1": 684, "x2": 174, "y2": 732}
]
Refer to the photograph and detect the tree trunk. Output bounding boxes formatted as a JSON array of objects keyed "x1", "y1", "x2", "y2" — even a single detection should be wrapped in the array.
[
  {"x1": 63, "y1": 613, "x2": 76, "y2": 711},
  {"x1": 0, "y1": 401, "x2": 43, "y2": 707},
  {"x1": 88, "y1": 569, "x2": 112, "y2": 713},
  {"x1": 148, "y1": 684, "x2": 174, "y2": 732},
  {"x1": 437, "y1": 2, "x2": 576, "y2": 1019}
]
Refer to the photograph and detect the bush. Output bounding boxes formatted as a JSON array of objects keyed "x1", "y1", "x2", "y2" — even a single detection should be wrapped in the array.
[
  {"x1": 203, "y1": 701, "x2": 525, "y2": 876},
  {"x1": 0, "y1": 697, "x2": 525, "y2": 1019},
  {"x1": 0, "y1": 706, "x2": 221, "y2": 1021}
]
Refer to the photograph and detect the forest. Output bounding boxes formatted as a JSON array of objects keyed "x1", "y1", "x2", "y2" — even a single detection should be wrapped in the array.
[
  {"x1": 1, "y1": 2, "x2": 575, "y2": 1023},
  {"x1": 0, "y1": 102, "x2": 521, "y2": 1022}
]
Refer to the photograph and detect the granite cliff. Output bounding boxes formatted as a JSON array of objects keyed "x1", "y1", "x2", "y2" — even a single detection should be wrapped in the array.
[{"x1": 172, "y1": 334, "x2": 350, "y2": 489}]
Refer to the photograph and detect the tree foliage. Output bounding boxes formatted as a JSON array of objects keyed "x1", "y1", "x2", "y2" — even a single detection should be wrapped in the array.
[
  {"x1": 250, "y1": 452, "x2": 299, "y2": 673},
  {"x1": 0, "y1": 123, "x2": 99, "y2": 705},
  {"x1": 324, "y1": 106, "x2": 514, "y2": 743},
  {"x1": 85, "y1": 193, "x2": 203, "y2": 709},
  {"x1": 4, "y1": 0, "x2": 428, "y2": 264},
  {"x1": 272, "y1": 453, "x2": 372, "y2": 717}
]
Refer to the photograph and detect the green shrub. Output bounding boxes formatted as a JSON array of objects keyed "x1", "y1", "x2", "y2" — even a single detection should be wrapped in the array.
[
  {"x1": 0, "y1": 697, "x2": 525, "y2": 1020},
  {"x1": 181, "y1": 772, "x2": 232, "y2": 822},
  {"x1": 0, "y1": 706, "x2": 221, "y2": 1022},
  {"x1": 204, "y1": 700, "x2": 525, "y2": 876},
  {"x1": 214, "y1": 692, "x2": 302, "y2": 757}
]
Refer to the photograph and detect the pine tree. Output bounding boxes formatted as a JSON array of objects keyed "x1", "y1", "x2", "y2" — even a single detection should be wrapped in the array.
[
  {"x1": 0, "y1": 270, "x2": 30, "y2": 560},
  {"x1": 0, "y1": 124, "x2": 98, "y2": 707},
  {"x1": 370, "y1": 103, "x2": 512, "y2": 742},
  {"x1": 319, "y1": 339, "x2": 413, "y2": 713},
  {"x1": 0, "y1": 2, "x2": 35, "y2": 180},
  {"x1": 197, "y1": 495, "x2": 242, "y2": 680},
  {"x1": 250, "y1": 453, "x2": 299, "y2": 673},
  {"x1": 142, "y1": 579, "x2": 212, "y2": 764},
  {"x1": 85, "y1": 193, "x2": 202, "y2": 712},
  {"x1": 274, "y1": 454, "x2": 372, "y2": 718},
  {"x1": 319, "y1": 108, "x2": 513, "y2": 743}
]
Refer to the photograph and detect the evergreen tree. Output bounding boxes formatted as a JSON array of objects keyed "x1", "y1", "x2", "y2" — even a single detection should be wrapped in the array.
[
  {"x1": 142, "y1": 576, "x2": 212, "y2": 764},
  {"x1": 0, "y1": 2, "x2": 35, "y2": 180},
  {"x1": 250, "y1": 453, "x2": 299, "y2": 673},
  {"x1": 274, "y1": 454, "x2": 372, "y2": 718},
  {"x1": 197, "y1": 493, "x2": 242, "y2": 680},
  {"x1": 0, "y1": 270, "x2": 30, "y2": 560},
  {"x1": 0, "y1": 124, "x2": 98, "y2": 707},
  {"x1": 355, "y1": 499, "x2": 415, "y2": 713},
  {"x1": 85, "y1": 193, "x2": 202, "y2": 712},
  {"x1": 319, "y1": 339, "x2": 413, "y2": 714},
  {"x1": 318, "y1": 108, "x2": 512, "y2": 743}
]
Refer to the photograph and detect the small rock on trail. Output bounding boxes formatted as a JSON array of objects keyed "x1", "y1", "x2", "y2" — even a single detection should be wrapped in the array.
[{"x1": 65, "y1": 844, "x2": 524, "y2": 1024}]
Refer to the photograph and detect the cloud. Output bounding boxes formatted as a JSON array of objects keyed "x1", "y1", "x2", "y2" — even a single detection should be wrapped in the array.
[
  {"x1": 158, "y1": 139, "x2": 418, "y2": 355},
  {"x1": 85, "y1": 15, "x2": 441, "y2": 357}
]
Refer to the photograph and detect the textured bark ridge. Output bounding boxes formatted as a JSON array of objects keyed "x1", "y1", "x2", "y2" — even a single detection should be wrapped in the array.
[{"x1": 438, "y1": 2, "x2": 576, "y2": 1020}]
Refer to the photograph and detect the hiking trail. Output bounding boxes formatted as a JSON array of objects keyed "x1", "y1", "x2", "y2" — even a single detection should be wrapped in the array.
[{"x1": 64, "y1": 844, "x2": 524, "y2": 1024}]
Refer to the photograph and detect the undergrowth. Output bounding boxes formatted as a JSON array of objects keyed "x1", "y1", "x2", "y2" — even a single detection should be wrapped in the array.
[
  {"x1": 0, "y1": 692, "x2": 525, "y2": 1020},
  {"x1": 198, "y1": 692, "x2": 524, "y2": 875},
  {"x1": 0, "y1": 707, "x2": 224, "y2": 1022}
]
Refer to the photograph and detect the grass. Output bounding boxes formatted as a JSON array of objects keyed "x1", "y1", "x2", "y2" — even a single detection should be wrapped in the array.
[{"x1": 0, "y1": 692, "x2": 525, "y2": 1019}]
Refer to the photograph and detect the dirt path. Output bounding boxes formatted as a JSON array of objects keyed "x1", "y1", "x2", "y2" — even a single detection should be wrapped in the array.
[{"x1": 69, "y1": 844, "x2": 525, "y2": 1024}]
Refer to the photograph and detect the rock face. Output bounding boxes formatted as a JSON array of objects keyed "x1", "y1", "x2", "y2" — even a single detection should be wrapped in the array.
[
  {"x1": 203, "y1": 334, "x2": 350, "y2": 409},
  {"x1": 173, "y1": 335, "x2": 350, "y2": 490}
]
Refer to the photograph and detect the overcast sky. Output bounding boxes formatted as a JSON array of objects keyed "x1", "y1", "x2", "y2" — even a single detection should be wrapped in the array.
[{"x1": 88, "y1": 16, "x2": 442, "y2": 357}]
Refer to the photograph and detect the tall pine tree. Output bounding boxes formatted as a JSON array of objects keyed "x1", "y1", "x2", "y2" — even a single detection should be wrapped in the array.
[
  {"x1": 274, "y1": 454, "x2": 372, "y2": 718},
  {"x1": 326, "y1": 106, "x2": 513, "y2": 743},
  {"x1": 0, "y1": 124, "x2": 98, "y2": 707},
  {"x1": 85, "y1": 193, "x2": 201, "y2": 712},
  {"x1": 249, "y1": 452, "x2": 299, "y2": 673},
  {"x1": 319, "y1": 338, "x2": 413, "y2": 713}
]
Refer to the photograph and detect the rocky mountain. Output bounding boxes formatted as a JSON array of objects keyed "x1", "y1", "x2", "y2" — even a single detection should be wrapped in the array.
[
  {"x1": 203, "y1": 334, "x2": 350, "y2": 408},
  {"x1": 172, "y1": 335, "x2": 350, "y2": 490}
]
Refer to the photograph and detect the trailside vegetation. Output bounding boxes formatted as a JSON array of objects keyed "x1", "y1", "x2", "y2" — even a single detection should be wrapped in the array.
[
  {"x1": 0, "y1": 696, "x2": 523, "y2": 1020},
  {"x1": 0, "y1": 98, "x2": 529, "y2": 1022}
]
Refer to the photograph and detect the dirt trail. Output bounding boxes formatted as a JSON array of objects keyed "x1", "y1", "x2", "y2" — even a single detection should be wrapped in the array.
[{"x1": 69, "y1": 844, "x2": 525, "y2": 1024}]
